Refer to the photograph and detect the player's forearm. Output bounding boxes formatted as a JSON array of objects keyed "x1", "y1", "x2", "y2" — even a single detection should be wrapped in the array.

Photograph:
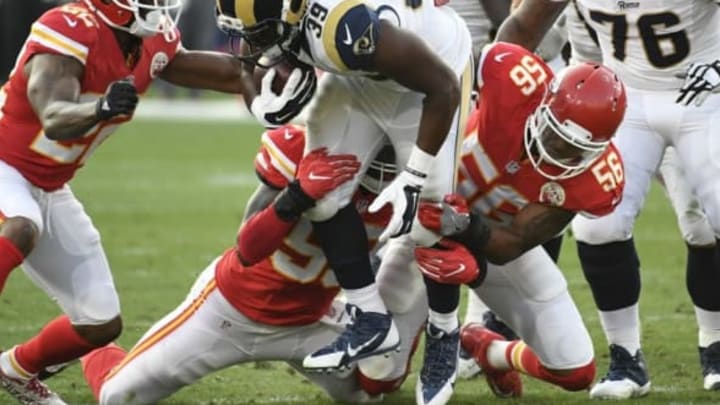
[
  {"x1": 236, "y1": 204, "x2": 295, "y2": 266},
  {"x1": 495, "y1": 15, "x2": 542, "y2": 50},
  {"x1": 236, "y1": 181, "x2": 315, "y2": 265},
  {"x1": 160, "y1": 51, "x2": 251, "y2": 95},
  {"x1": 40, "y1": 100, "x2": 99, "y2": 140},
  {"x1": 416, "y1": 84, "x2": 460, "y2": 155},
  {"x1": 452, "y1": 212, "x2": 529, "y2": 265},
  {"x1": 495, "y1": 0, "x2": 567, "y2": 50}
]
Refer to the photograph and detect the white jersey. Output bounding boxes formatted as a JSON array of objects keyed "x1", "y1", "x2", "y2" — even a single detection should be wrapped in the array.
[
  {"x1": 295, "y1": 0, "x2": 471, "y2": 77},
  {"x1": 565, "y1": 0, "x2": 602, "y2": 63},
  {"x1": 576, "y1": 0, "x2": 720, "y2": 90}
]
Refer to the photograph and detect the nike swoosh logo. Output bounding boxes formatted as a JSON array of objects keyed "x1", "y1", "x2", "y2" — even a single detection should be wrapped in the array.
[
  {"x1": 347, "y1": 332, "x2": 381, "y2": 357},
  {"x1": 62, "y1": 14, "x2": 78, "y2": 28},
  {"x1": 308, "y1": 172, "x2": 332, "y2": 181},
  {"x1": 343, "y1": 24, "x2": 353, "y2": 45},
  {"x1": 283, "y1": 128, "x2": 293, "y2": 140},
  {"x1": 444, "y1": 263, "x2": 466, "y2": 277},
  {"x1": 494, "y1": 52, "x2": 512, "y2": 63}
]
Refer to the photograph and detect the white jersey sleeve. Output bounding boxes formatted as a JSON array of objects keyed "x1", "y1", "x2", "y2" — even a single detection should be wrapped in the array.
[{"x1": 298, "y1": 0, "x2": 471, "y2": 77}]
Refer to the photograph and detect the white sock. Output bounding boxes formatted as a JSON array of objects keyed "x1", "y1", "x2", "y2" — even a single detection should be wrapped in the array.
[
  {"x1": 463, "y1": 288, "x2": 488, "y2": 325},
  {"x1": 0, "y1": 348, "x2": 32, "y2": 380},
  {"x1": 599, "y1": 305, "x2": 641, "y2": 354},
  {"x1": 695, "y1": 307, "x2": 720, "y2": 347},
  {"x1": 487, "y1": 340, "x2": 512, "y2": 370},
  {"x1": 429, "y1": 308, "x2": 459, "y2": 333},
  {"x1": 345, "y1": 283, "x2": 387, "y2": 314}
]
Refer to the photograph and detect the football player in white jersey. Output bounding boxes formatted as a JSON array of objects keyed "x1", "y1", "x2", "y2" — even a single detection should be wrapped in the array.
[
  {"x1": 496, "y1": 0, "x2": 720, "y2": 399},
  {"x1": 216, "y1": 1, "x2": 473, "y2": 404}
]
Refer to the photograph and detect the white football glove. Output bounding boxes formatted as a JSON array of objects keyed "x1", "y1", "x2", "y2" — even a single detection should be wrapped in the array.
[
  {"x1": 368, "y1": 146, "x2": 434, "y2": 243},
  {"x1": 250, "y1": 67, "x2": 316, "y2": 128},
  {"x1": 368, "y1": 169, "x2": 424, "y2": 243},
  {"x1": 676, "y1": 60, "x2": 720, "y2": 107}
]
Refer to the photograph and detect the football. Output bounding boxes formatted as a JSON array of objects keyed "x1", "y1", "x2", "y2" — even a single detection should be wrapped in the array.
[{"x1": 253, "y1": 60, "x2": 303, "y2": 95}]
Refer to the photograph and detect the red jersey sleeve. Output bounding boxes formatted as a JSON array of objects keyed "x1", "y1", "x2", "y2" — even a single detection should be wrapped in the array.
[
  {"x1": 254, "y1": 125, "x2": 306, "y2": 189},
  {"x1": 25, "y1": 5, "x2": 101, "y2": 66},
  {"x1": 558, "y1": 144, "x2": 625, "y2": 217}
]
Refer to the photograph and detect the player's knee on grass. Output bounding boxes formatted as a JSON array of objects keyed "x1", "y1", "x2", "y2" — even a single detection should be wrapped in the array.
[
  {"x1": 357, "y1": 371, "x2": 405, "y2": 396},
  {"x1": 572, "y1": 211, "x2": 634, "y2": 245}
]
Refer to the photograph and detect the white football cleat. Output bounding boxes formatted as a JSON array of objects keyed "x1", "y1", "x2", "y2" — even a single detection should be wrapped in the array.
[
  {"x1": 589, "y1": 345, "x2": 651, "y2": 400},
  {"x1": 700, "y1": 342, "x2": 720, "y2": 390},
  {"x1": 0, "y1": 369, "x2": 67, "y2": 405}
]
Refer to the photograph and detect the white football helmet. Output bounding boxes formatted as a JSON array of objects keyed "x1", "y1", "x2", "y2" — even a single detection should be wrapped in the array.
[{"x1": 360, "y1": 143, "x2": 397, "y2": 194}]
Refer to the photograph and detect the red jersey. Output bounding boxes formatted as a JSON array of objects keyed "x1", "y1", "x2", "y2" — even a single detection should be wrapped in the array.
[
  {"x1": 458, "y1": 42, "x2": 624, "y2": 224},
  {"x1": 0, "y1": 2, "x2": 180, "y2": 191},
  {"x1": 216, "y1": 126, "x2": 391, "y2": 326}
]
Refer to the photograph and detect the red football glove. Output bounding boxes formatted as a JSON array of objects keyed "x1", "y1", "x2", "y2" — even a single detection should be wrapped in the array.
[
  {"x1": 296, "y1": 147, "x2": 361, "y2": 200},
  {"x1": 417, "y1": 193, "x2": 471, "y2": 236},
  {"x1": 415, "y1": 239, "x2": 480, "y2": 285}
]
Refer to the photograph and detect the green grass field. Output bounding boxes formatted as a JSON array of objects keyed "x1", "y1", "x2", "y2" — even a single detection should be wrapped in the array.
[{"x1": 0, "y1": 119, "x2": 714, "y2": 405}]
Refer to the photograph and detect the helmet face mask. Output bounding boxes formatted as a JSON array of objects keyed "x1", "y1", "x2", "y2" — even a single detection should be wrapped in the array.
[
  {"x1": 216, "y1": 0, "x2": 304, "y2": 68},
  {"x1": 525, "y1": 104, "x2": 608, "y2": 180},
  {"x1": 524, "y1": 63, "x2": 627, "y2": 180},
  {"x1": 360, "y1": 144, "x2": 397, "y2": 194},
  {"x1": 85, "y1": 0, "x2": 182, "y2": 39},
  {"x1": 218, "y1": 17, "x2": 296, "y2": 67}
]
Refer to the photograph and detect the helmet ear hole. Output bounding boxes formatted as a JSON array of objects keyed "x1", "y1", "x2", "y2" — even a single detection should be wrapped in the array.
[{"x1": 290, "y1": 0, "x2": 302, "y2": 14}]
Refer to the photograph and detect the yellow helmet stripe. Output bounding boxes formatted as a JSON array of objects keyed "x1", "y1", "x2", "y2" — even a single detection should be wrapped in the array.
[{"x1": 235, "y1": 0, "x2": 257, "y2": 26}]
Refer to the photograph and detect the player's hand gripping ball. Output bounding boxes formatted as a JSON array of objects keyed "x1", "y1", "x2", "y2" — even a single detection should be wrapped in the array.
[{"x1": 250, "y1": 59, "x2": 317, "y2": 128}]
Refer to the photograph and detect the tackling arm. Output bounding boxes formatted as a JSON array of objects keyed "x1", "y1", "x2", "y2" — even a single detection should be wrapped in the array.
[
  {"x1": 456, "y1": 203, "x2": 574, "y2": 264},
  {"x1": 236, "y1": 148, "x2": 360, "y2": 265},
  {"x1": 24, "y1": 54, "x2": 98, "y2": 140},
  {"x1": 159, "y1": 48, "x2": 255, "y2": 96},
  {"x1": 495, "y1": 0, "x2": 567, "y2": 51}
]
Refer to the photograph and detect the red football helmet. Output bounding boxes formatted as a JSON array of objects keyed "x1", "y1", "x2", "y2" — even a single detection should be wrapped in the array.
[
  {"x1": 83, "y1": 0, "x2": 182, "y2": 39},
  {"x1": 525, "y1": 62, "x2": 627, "y2": 180}
]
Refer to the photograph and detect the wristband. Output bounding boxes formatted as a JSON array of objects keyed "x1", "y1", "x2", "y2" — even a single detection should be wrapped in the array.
[
  {"x1": 406, "y1": 145, "x2": 434, "y2": 177},
  {"x1": 273, "y1": 180, "x2": 316, "y2": 221},
  {"x1": 454, "y1": 211, "x2": 491, "y2": 258}
]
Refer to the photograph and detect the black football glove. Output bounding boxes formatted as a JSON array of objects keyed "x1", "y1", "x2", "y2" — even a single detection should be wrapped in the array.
[{"x1": 96, "y1": 78, "x2": 139, "y2": 121}]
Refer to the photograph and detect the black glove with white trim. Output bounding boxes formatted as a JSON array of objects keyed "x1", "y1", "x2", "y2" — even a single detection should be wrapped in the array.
[{"x1": 96, "y1": 78, "x2": 138, "y2": 121}]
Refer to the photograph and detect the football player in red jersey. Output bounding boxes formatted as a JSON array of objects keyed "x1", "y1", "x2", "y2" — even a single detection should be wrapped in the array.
[
  {"x1": 0, "y1": 1, "x2": 315, "y2": 403},
  {"x1": 78, "y1": 125, "x2": 428, "y2": 404},
  {"x1": 412, "y1": 42, "x2": 627, "y2": 399}
]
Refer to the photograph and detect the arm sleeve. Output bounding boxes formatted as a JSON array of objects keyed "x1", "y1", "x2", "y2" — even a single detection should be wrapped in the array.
[{"x1": 236, "y1": 203, "x2": 295, "y2": 265}]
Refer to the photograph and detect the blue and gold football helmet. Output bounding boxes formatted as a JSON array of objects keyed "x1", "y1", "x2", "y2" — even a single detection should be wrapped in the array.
[{"x1": 216, "y1": 0, "x2": 307, "y2": 67}]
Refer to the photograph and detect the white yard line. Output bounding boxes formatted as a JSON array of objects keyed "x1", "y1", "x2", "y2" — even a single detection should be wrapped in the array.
[{"x1": 135, "y1": 99, "x2": 253, "y2": 122}]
